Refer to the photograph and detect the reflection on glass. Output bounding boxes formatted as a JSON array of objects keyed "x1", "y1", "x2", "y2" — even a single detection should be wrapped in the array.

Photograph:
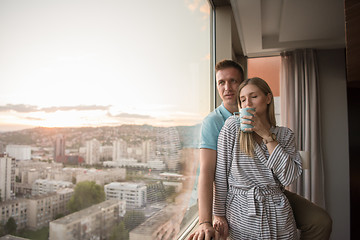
[{"x1": 0, "y1": 0, "x2": 210, "y2": 239}]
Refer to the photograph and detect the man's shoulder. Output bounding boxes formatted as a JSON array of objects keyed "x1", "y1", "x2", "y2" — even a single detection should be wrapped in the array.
[{"x1": 202, "y1": 105, "x2": 228, "y2": 125}]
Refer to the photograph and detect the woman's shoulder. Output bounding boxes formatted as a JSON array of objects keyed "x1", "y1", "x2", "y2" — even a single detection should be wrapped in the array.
[
  {"x1": 273, "y1": 126, "x2": 295, "y2": 139},
  {"x1": 274, "y1": 126, "x2": 294, "y2": 132},
  {"x1": 224, "y1": 115, "x2": 240, "y2": 128}
]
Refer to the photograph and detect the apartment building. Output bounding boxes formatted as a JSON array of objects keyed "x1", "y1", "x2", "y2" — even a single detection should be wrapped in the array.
[
  {"x1": 104, "y1": 182, "x2": 146, "y2": 208},
  {"x1": 76, "y1": 168, "x2": 126, "y2": 186},
  {"x1": 49, "y1": 199, "x2": 125, "y2": 240},
  {"x1": 85, "y1": 139, "x2": 100, "y2": 165},
  {"x1": 31, "y1": 179, "x2": 73, "y2": 196},
  {"x1": 15, "y1": 161, "x2": 63, "y2": 184},
  {"x1": 25, "y1": 188, "x2": 74, "y2": 230},
  {"x1": 5, "y1": 145, "x2": 31, "y2": 161},
  {"x1": 0, "y1": 199, "x2": 28, "y2": 230},
  {"x1": 0, "y1": 154, "x2": 15, "y2": 201}
]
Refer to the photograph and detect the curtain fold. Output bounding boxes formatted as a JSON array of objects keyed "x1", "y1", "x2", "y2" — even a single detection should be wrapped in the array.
[{"x1": 280, "y1": 49, "x2": 325, "y2": 208}]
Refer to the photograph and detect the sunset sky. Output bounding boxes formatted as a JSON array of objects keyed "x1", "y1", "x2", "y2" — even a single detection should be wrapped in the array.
[{"x1": 0, "y1": 0, "x2": 211, "y2": 132}]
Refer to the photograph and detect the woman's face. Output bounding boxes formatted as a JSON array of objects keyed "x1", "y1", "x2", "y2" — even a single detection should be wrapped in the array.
[{"x1": 239, "y1": 83, "x2": 271, "y2": 116}]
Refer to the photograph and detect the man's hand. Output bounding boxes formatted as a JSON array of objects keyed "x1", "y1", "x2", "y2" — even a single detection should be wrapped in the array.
[
  {"x1": 187, "y1": 222, "x2": 219, "y2": 240},
  {"x1": 213, "y1": 216, "x2": 229, "y2": 239}
]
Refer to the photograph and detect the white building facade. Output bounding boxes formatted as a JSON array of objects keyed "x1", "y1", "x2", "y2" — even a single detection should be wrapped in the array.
[
  {"x1": 105, "y1": 182, "x2": 146, "y2": 208},
  {"x1": 85, "y1": 139, "x2": 100, "y2": 165},
  {"x1": 5, "y1": 145, "x2": 31, "y2": 161}
]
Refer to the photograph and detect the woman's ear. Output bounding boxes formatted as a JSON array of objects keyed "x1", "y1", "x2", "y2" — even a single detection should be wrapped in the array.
[{"x1": 266, "y1": 93, "x2": 272, "y2": 104}]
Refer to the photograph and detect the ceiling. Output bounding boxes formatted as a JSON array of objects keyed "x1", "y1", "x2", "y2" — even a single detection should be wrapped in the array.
[{"x1": 227, "y1": 0, "x2": 346, "y2": 57}]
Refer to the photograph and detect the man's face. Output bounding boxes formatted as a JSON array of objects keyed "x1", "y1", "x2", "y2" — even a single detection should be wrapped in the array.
[{"x1": 216, "y1": 67, "x2": 242, "y2": 110}]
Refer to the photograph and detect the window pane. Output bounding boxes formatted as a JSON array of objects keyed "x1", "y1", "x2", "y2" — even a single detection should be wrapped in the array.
[{"x1": 0, "y1": 0, "x2": 211, "y2": 239}]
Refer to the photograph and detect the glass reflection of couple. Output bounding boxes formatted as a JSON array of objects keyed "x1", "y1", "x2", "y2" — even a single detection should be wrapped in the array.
[{"x1": 188, "y1": 60, "x2": 331, "y2": 240}]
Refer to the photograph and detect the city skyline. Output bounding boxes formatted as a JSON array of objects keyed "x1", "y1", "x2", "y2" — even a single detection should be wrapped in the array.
[{"x1": 0, "y1": 0, "x2": 211, "y2": 132}]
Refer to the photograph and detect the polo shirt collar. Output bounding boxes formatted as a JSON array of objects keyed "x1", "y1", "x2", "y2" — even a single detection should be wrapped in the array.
[{"x1": 219, "y1": 103, "x2": 232, "y2": 120}]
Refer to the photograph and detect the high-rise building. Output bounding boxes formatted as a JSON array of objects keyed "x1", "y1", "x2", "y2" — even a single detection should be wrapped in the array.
[
  {"x1": 141, "y1": 140, "x2": 153, "y2": 163},
  {"x1": 5, "y1": 145, "x2": 31, "y2": 161},
  {"x1": 85, "y1": 139, "x2": 100, "y2": 165},
  {"x1": 54, "y1": 134, "x2": 66, "y2": 163},
  {"x1": 112, "y1": 139, "x2": 127, "y2": 162},
  {"x1": 0, "y1": 154, "x2": 15, "y2": 201},
  {"x1": 0, "y1": 141, "x2": 5, "y2": 154},
  {"x1": 155, "y1": 127, "x2": 181, "y2": 171},
  {"x1": 100, "y1": 145, "x2": 113, "y2": 161}
]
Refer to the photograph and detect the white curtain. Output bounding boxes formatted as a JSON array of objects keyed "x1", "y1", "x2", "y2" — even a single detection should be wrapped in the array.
[{"x1": 280, "y1": 49, "x2": 325, "y2": 208}]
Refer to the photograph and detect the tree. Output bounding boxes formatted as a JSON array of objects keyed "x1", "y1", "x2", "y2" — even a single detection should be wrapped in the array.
[
  {"x1": 67, "y1": 181, "x2": 105, "y2": 212},
  {"x1": 0, "y1": 224, "x2": 5, "y2": 237},
  {"x1": 15, "y1": 176, "x2": 21, "y2": 183},
  {"x1": 109, "y1": 221, "x2": 129, "y2": 240},
  {"x1": 123, "y1": 210, "x2": 145, "y2": 231},
  {"x1": 4, "y1": 217, "x2": 17, "y2": 235},
  {"x1": 54, "y1": 213, "x2": 64, "y2": 220},
  {"x1": 71, "y1": 176, "x2": 76, "y2": 184}
]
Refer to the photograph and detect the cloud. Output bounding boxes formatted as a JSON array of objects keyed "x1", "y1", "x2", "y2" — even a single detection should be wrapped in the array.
[
  {"x1": 41, "y1": 105, "x2": 111, "y2": 112},
  {"x1": 108, "y1": 112, "x2": 152, "y2": 119},
  {"x1": 0, "y1": 104, "x2": 111, "y2": 113},
  {"x1": 200, "y1": 3, "x2": 210, "y2": 15},
  {"x1": 0, "y1": 104, "x2": 38, "y2": 113},
  {"x1": 24, "y1": 116, "x2": 44, "y2": 121}
]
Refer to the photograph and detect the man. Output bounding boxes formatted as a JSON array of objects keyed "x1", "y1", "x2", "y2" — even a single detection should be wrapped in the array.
[{"x1": 188, "y1": 60, "x2": 332, "y2": 240}]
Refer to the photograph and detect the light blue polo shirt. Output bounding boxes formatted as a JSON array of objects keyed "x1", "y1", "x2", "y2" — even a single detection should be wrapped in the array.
[{"x1": 200, "y1": 103, "x2": 232, "y2": 150}]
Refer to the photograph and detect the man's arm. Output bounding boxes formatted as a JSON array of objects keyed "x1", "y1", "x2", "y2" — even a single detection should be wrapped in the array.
[
  {"x1": 188, "y1": 148, "x2": 218, "y2": 240},
  {"x1": 198, "y1": 148, "x2": 217, "y2": 223}
]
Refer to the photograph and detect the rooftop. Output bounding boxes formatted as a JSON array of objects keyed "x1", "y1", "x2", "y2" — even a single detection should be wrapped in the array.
[{"x1": 51, "y1": 199, "x2": 122, "y2": 225}]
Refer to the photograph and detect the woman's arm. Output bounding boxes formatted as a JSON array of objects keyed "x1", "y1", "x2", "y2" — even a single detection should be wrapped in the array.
[{"x1": 264, "y1": 128, "x2": 302, "y2": 186}]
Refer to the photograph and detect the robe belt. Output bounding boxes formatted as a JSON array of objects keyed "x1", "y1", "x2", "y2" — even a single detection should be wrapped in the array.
[{"x1": 229, "y1": 185, "x2": 283, "y2": 216}]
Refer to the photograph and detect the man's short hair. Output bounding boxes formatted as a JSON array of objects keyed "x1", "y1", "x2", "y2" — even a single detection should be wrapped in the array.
[{"x1": 215, "y1": 59, "x2": 244, "y2": 80}]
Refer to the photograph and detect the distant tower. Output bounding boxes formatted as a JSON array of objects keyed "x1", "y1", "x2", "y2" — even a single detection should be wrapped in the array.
[
  {"x1": 0, "y1": 153, "x2": 15, "y2": 201},
  {"x1": 112, "y1": 139, "x2": 127, "y2": 162},
  {"x1": 54, "y1": 134, "x2": 66, "y2": 162},
  {"x1": 86, "y1": 139, "x2": 100, "y2": 165},
  {"x1": 141, "y1": 140, "x2": 153, "y2": 163}
]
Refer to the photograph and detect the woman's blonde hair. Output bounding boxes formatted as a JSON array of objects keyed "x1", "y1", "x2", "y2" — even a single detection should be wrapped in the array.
[{"x1": 237, "y1": 77, "x2": 276, "y2": 157}]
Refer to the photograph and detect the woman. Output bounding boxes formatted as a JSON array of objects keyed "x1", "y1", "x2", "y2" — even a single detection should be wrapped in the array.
[{"x1": 213, "y1": 77, "x2": 302, "y2": 239}]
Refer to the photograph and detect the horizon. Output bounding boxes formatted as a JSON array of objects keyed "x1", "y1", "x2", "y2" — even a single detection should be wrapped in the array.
[{"x1": 0, "y1": 121, "x2": 202, "y2": 134}]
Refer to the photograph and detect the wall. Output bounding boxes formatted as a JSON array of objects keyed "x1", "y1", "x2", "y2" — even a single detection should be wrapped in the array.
[{"x1": 317, "y1": 49, "x2": 350, "y2": 239}]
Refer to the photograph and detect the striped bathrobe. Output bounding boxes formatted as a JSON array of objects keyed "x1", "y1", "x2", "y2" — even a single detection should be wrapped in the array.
[{"x1": 213, "y1": 116, "x2": 302, "y2": 239}]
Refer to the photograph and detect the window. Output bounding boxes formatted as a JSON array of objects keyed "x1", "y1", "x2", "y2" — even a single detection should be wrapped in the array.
[
  {"x1": 0, "y1": 0, "x2": 211, "y2": 239},
  {"x1": 248, "y1": 56, "x2": 281, "y2": 125}
]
